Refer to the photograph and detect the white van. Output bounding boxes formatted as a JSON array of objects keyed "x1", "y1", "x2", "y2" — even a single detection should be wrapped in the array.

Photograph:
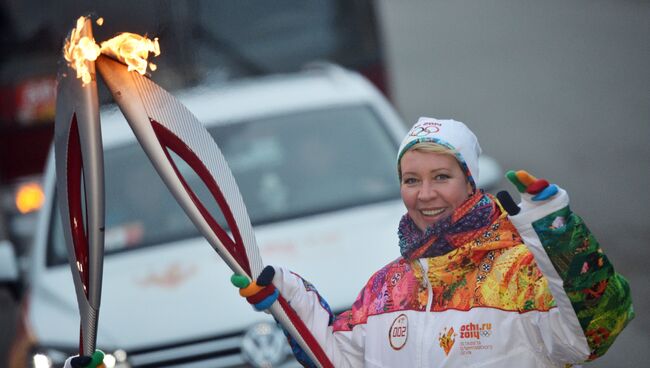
[{"x1": 5, "y1": 64, "x2": 501, "y2": 368}]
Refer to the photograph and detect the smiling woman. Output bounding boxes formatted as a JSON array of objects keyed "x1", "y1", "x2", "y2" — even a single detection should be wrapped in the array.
[{"x1": 234, "y1": 116, "x2": 634, "y2": 368}]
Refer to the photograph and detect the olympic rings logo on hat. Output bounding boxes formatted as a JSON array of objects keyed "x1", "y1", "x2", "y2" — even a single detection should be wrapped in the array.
[{"x1": 408, "y1": 122, "x2": 441, "y2": 136}]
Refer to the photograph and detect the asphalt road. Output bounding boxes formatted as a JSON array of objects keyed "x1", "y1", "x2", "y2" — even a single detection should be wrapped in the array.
[{"x1": 377, "y1": 0, "x2": 650, "y2": 366}]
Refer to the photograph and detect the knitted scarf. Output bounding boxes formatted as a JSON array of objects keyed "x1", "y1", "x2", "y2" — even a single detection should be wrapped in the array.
[{"x1": 398, "y1": 191, "x2": 499, "y2": 260}]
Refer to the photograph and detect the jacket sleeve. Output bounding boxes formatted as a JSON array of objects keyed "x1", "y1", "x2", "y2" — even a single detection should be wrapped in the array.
[
  {"x1": 507, "y1": 188, "x2": 634, "y2": 364},
  {"x1": 274, "y1": 267, "x2": 365, "y2": 367}
]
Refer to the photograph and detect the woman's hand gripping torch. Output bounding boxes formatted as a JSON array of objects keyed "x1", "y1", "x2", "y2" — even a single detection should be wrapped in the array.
[
  {"x1": 54, "y1": 17, "x2": 105, "y2": 359},
  {"x1": 95, "y1": 55, "x2": 334, "y2": 368}
]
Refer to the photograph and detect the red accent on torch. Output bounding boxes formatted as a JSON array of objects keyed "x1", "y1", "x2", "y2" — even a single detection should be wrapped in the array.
[
  {"x1": 151, "y1": 119, "x2": 252, "y2": 276},
  {"x1": 67, "y1": 115, "x2": 90, "y2": 296}
]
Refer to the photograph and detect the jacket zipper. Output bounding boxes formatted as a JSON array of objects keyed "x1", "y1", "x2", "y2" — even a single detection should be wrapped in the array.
[
  {"x1": 418, "y1": 259, "x2": 434, "y2": 367},
  {"x1": 419, "y1": 259, "x2": 434, "y2": 311}
]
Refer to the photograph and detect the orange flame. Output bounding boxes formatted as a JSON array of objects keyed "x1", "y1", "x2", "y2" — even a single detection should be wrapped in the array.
[
  {"x1": 63, "y1": 16, "x2": 101, "y2": 85},
  {"x1": 63, "y1": 16, "x2": 160, "y2": 85},
  {"x1": 100, "y1": 33, "x2": 160, "y2": 75}
]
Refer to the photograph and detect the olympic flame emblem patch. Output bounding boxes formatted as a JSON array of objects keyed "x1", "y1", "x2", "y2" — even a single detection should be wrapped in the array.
[{"x1": 438, "y1": 327, "x2": 456, "y2": 356}]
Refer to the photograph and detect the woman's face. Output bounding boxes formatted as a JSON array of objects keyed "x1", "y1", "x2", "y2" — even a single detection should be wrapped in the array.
[{"x1": 400, "y1": 149, "x2": 472, "y2": 232}]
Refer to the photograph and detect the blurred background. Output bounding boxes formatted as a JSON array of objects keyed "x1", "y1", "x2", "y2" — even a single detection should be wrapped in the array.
[{"x1": 0, "y1": 0, "x2": 648, "y2": 367}]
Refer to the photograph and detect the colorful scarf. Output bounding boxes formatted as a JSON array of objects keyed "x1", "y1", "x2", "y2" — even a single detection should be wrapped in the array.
[{"x1": 398, "y1": 191, "x2": 499, "y2": 260}]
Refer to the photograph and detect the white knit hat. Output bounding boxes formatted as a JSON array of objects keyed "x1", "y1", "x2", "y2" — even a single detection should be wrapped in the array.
[{"x1": 397, "y1": 117, "x2": 482, "y2": 190}]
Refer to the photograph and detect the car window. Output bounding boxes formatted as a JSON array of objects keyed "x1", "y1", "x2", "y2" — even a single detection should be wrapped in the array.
[{"x1": 47, "y1": 105, "x2": 399, "y2": 266}]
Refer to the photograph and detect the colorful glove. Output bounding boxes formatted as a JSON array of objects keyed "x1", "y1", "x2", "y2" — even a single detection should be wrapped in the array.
[
  {"x1": 497, "y1": 170, "x2": 560, "y2": 216},
  {"x1": 63, "y1": 350, "x2": 105, "y2": 368},
  {"x1": 231, "y1": 265, "x2": 279, "y2": 311},
  {"x1": 506, "y1": 170, "x2": 559, "y2": 201}
]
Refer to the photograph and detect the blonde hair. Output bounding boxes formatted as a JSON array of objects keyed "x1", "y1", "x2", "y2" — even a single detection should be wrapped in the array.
[
  {"x1": 398, "y1": 142, "x2": 462, "y2": 180},
  {"x1": 410, "y1": 141, "x2": 457, "y2": 155}
]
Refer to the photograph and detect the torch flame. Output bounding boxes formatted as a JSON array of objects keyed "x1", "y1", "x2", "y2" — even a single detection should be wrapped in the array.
[
  {"x1": 63, "y1": 16, "x2": 101, "y2": 85},
  {"x1": 100, "y1": 33, "x2": 160, "y2": 75},
  {"x1": 63, "y1": 16, "x2": 160, "y2": 85}
]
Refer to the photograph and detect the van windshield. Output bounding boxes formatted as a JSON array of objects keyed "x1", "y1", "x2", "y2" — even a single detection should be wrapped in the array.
[{"x1": 48, "y1": 105, "x2": 399, "y2": 265}]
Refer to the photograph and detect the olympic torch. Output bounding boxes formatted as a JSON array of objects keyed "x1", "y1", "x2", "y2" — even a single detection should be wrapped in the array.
[
  {"x1": 95, "y1": 54, "x2": 334, "y2": 368},
  {"x1": 54, "y1": 17, "x2": 104, "y2": 356}
]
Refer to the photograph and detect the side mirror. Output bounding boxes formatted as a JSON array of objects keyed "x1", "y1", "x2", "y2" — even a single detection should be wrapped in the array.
[{"x1": 0, "y1": 239, "x2": 21, "y2": 300}]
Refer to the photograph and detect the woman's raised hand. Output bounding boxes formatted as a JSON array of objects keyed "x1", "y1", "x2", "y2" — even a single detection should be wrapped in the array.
[
  {"x1": 497, "y1": 170, "x2": 561, "y2": 216},
  {"x1": 505, "y1": 170, "x2": 558, "y2": 201}
]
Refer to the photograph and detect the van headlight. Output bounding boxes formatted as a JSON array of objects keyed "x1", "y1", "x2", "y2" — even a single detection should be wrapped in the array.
[
  {"x1": 32, "y1": 353, "x2": 53, "y2": 368},
  {"x1": 105, "y1": 349, "x2": 130, "y2": 368},
  {"x1": 29, "y1": 346, "x2": 70, "y2": 368},
  {"x1": 30, "y1": 346, "x2": 130, "y2": 368}
]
